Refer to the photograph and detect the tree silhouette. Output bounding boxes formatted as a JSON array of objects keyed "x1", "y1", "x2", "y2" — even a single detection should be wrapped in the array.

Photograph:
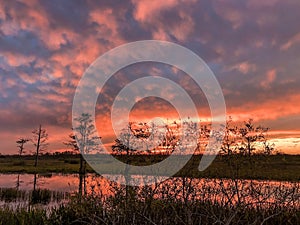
[
  {"x1": 16, "y1": 138, "x2": 29, "y2": 156},
  {"x1": 112, "y1": 119, "x2": 200, "y2": 155},
  {"x1": 64, "y1": 133, "x2": 79, "y2": 154},
  {"x1": 74, "y1": 113, "x2": 99, "y2": 154},
  {"x1": 112, "y1": 123, "x2": 136, "y2": 155},
  {"x1": 238, "y1": 119, "x2": 269, "y2": 156},
  {"x1": 31, "y1": 125, "x2": 48, "y2": 167},
  {"x1": 217, "y1": 118, "x2": 274, "y2": 157},
  {"x1": 72, "y1": 113, "x2": 100, "y2": 196},
  {"x1": 220, "y1": 117, "x2": 240, "y2": 156},
  {"x1": 160, "y1": 121, "x2": 178, "y2": 154}
]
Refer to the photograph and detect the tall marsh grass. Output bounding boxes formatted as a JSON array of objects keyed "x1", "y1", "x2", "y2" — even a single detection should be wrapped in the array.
[{"x1": 0, "y1": 179, "x2": 299, "y2": 225}]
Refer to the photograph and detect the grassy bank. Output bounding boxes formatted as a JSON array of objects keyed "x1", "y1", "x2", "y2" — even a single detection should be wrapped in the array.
[{"x1": 0, "y1": 154, "x2": 300, "y2": 181}]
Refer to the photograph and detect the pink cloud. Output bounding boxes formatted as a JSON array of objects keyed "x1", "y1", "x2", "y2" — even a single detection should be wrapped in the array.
[
  {"x1": 280, "y1": 32, "x2": 300, "y2": 51},
  {"x1": 227, "y1": 61, "x2": 257, "y2": 74},
  {"x1": 0, "y1": 0, "x2": 300, "y2": 155},
  {"x1": 132, "y1": 0, "x2": 181, "y2": 22},
  {"x1": 19, "y1": 72, "x2": 38, "y2": 84},
  {"x1": 3, "y1": 52, "x2": 35, "y2": 67},
  {"x1": 212, "y1": 1, "x2": 245, "y2": 29},
  {"x1": 132, "y1": 0, "x2": 195, "y2": 41},
  {"x1": 152, "y1": 13, "x2": 195, "y2": 41},
  {"x1": 260, "y1": 69, "x2": 277, "y2": 89}
]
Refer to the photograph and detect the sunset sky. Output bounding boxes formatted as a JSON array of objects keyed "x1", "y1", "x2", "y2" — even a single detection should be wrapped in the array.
[{"x1": 0, "y1": 0, "x2": 300, "y2": 154}]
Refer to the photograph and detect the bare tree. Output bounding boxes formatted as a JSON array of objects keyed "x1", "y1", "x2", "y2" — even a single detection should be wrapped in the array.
[
  {"x1": 112, "y1": 138, "x2": 133, "y2": 155},
  {"x1": 112, "y1": 121, "x2": 179, "y2": 155},
  {"x1": 112, "y1": 123, "x2": 136, "y2": 155},
  {"x1": 218, "y1": 118, "x2": 273, "y2": 157},
  {"x1": 262, "y1": 138, "x2": 275, "y2": 155},
  {"x1": 220, "y1": 117, "x2": 240, "y2": 156},
  {"x1": 160, "y1": 121, "x2": 178, "y2": 154},
  {"x1": 195, "y1": 123, "x2": 211, "y2": 154},
  {"x1": 239, "y1": 119, "x2": 269, "y2": 156},
  {"x1": 31, "y1": 125, "x2": 48, "y2": 167},
  {"x1": 16, "y1": 138, "x2": 29, "y2": 156}
]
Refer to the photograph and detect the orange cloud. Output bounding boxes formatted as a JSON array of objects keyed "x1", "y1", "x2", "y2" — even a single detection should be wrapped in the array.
[{"x1": 227, "y1": 93, "x2": 300, "y2": 123}]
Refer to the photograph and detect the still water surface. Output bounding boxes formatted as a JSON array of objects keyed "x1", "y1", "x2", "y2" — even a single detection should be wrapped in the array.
[{"x1": 0, "y1": 173, "x2": 299, "y2": 208}]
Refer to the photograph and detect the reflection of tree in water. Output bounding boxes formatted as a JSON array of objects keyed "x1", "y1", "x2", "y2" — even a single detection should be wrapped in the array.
[
  {"x1": 69, "y1": 113, "x2": 101, "y2": 197},
  {"x1": 15, "y1": 137, "x2": 29, "y2": 191},
  {"x1": 15, "y1": 174, "x2": 22, "y2": 190},
  {"x1": 29, "y1": 173, "x2": 51, "y2": 205}
]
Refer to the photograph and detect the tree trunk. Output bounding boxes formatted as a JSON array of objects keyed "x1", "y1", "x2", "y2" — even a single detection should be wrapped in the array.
[
  {"x1": 33, "y1": 173, "x2": 37, "y2": 191},
  {"x1": 34, "y1": 125, "x2": 42, "y2": 167},
  {"x1": 16, "y1": 174, "x2": 20, "y2": 190},
  {"x1": 79, "y1": 173, "x2": 83, "y2": 196},
  {"x1": 79, "y1": 154, "x2": 84, "y2": 196},
  {"x1": 78, "y1": 154, "x2": 87, "y2": 196}
]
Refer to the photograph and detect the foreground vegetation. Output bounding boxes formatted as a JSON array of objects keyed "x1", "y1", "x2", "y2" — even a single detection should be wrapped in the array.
[
  {"x1": 0, "y1": 189, "x2": 299, "y2": 225},
  {"x1": 1, "y1": 152, "x2": 299, "y2": 224},
  {"x1": 0, "y1": 154, "x2": 300, "y2": 181}
]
